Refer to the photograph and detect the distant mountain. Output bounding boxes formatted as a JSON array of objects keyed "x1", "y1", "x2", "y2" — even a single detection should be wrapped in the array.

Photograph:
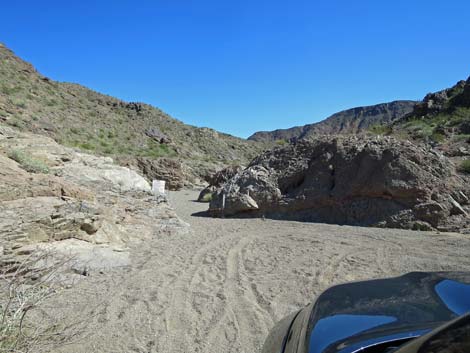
[
  {"x1": 0, "y1": 43, "x2": 266, "y2": 185},
  {"x1": 248, "y1": 101, "x2": 416, "y2": 142}
]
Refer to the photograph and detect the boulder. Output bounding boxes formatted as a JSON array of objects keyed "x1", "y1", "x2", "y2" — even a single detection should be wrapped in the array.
[
  {"x1": 197, "y1": 165, "x2": 243, "y2": 202},
  {"x1": 205, "y1": 165, "x2": 243, "y2": 186},
  {"x1": 60, "y1": 153, "x2": 151, "y2": 192},
  {"x1": 145, "y1": 127, "x2": 171, "y2": 144},
  {"x1": 209, "y1": 136, "x2": 470, "y2": 231}
]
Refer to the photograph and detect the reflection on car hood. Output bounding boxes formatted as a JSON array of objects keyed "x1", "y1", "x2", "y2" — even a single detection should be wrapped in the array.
[{"x1": 306, "y1": 272, "x2": 470, "y2": 353}]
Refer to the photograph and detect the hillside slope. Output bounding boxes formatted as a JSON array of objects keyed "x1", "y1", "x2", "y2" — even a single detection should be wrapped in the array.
[
  {"x1": 372, "y1": 77, "x2": 470, "y2": 175},
  {"x1": 248, "y1": 100, "x2": 416, "y2": 142},
  {"x1": 0, "y1": 43, "x2": 265, "y2": 185},
  {"x1": 390, "y1": 78, "x2": 470, "y2": 144}
]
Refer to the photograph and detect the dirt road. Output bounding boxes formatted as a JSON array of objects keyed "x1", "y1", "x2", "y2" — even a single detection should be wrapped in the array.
[{"x1": 49, "y1": 190, "x2": 470, "y2": 353}]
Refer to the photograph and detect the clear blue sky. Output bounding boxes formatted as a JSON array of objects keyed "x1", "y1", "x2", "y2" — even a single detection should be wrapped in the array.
[{"x1": 1, "y1": 1, "x2": 469, "y2": 138}]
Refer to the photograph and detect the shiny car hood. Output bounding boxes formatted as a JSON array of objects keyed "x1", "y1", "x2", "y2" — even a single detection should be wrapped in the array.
[{"x1": 306, "y1": 272, "x2": 470, "y2": 353}]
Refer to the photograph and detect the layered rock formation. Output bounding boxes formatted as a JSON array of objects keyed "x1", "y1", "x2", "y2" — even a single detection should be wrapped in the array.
[
  {"x1": 0, "y1": 124, "x2": 187, "y2": 276},
  {"x1": 209, "y1": 137, "x2": 469, "y2": 232}
]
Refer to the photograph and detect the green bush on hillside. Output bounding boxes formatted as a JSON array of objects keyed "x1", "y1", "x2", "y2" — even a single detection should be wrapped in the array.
[
  {"x1": 8, "y1": 149, "x2": 49, "y2": 174},
  {"x1": 275, "y1": 139, "x2": 287, "y2": 146},
  {"x1": 459, "y1": 159, "x2": 470, "y2": 174},
  {"x1": 369, "y1": 124, "x2": 392, "y2": 135}
]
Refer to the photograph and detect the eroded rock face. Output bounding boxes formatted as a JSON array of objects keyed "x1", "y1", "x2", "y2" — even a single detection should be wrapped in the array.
[
  {"x1": 119, "y1": 157, "x2": 185, "y2": 191},
  {"x1": 197, "y1": 165, "x2": 243, "y2": 202},
  {"x1": 0, "y1": 125, "x2": 187, "y2": 275},
  {"x1": 209, "y1": 136, "x2": 470, "y2": 232}
]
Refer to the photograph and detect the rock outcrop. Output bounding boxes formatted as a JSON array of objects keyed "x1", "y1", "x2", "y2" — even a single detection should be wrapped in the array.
[
  {"x1": 120, "y1": 157, "x2": 185, "y2": 190},
  {"x1": 405, "y1": 78, "x2": 469, "y2": 119},
  {"x1": 197, "y1": 165, "x2": 242, "y2": 202},
  {"x1": 248, "y1": 101, "x2": 416, "y2": 142},
  {"x1": 209, "y1": 137, "x2": 470, "y2": 232},
  {"x1": 0, "y1": 124, "x2": 187, "y2": 276}
]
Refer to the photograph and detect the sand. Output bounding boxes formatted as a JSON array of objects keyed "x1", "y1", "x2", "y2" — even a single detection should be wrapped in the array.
[{"x1": 45, "y1": 190, "x2": 470, "y2": 353}]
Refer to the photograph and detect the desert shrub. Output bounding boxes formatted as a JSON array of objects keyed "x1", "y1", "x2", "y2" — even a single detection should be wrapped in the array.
[
  {"x1": 459, "y1": 159, "x2": 470, "y2": 174},
  {"x1": 453, "y1": 134, "x2": 470, "y2": 142},
  {"x1": 0, "y1": 253, "x2": 76, "y2": 352},
  {"x1": 275, "y1": 139, "x2": 287, "y2": 146},
  {"x1": 140, "y1": 141, "x2": 177, "y2": 158},
  {"x1": 69, "y1": 127, "x2": 81, "y2": 134},
  {"x1": 201, "y1": 192, "x2": 213, "y2": 202},
  {"x1": 8, "y1": 150, "x2": 49, "y2": 174},
  {"x1": 6, "y1": 117, "x2": 25, "y2": 129},
  {"x1": 77, "y1": 142, "x2": 95, "y2": 151},
  {"x1": 46, "y1": 99, "x2": 57, "y2": 106},
  {"x1": 13, "y1": 99, "x2": 27, "y2": 109},
  {"x1": 369, "y1": 124, "x2": 392, "y2": 135},
  {"x1": 0, "y1": 85, "x2": 22, "y2": 95},
  {"x1": 430, "y1": 131, "x2": 445, "y2": 143}
]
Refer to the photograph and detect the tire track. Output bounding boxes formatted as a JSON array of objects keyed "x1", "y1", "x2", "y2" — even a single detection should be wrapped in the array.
[{"x1": 43, "y1": 190, "x2": 470, "y2": 353}]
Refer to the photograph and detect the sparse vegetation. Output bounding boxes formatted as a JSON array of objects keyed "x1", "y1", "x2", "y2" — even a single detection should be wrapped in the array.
[
  {"x1": 201, "y1": 192, "x2": 213, "y2": 202},
  {"x1": 8, "y1": 149, "x2": 50, "y2": 174},
  {"x1": 0, "y1": 253, "x2": 83, "y2": 353},
  {"x1": 275, "y1": 139, "x2": 288, "y2": 146},
  {"x1": 369, "y1": 124, "x2": 392, "y2": 135},
  {"x1": 6, "y1": 117, "x2": 25, "y2": 129},
  {"x1": 459, "y1": 159, "x2": 470, "y2": 174},
  {"x1": 398, "y1": 107, "x2": 470, "y2": 140},
  {"x1": 0, "y1": 43, "x2": 266, "y2": 183}
]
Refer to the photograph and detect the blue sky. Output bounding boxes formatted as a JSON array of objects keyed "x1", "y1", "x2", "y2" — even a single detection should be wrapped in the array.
[{"x1": 1, "y1": 1, "x2": 469, "y2": 138}]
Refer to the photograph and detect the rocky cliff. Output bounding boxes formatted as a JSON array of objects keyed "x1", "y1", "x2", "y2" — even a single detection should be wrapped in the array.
[
  {"x1": 248, "y1": 101, "x2": 416, "y2": 142},
  {"x1": 209, "y1": 136, "x2": 469, "y2": 232}
]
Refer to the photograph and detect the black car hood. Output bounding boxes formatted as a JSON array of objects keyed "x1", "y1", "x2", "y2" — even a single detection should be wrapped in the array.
[{"x1": 306, "y1": 272, "x2": 470, "y2": 353}]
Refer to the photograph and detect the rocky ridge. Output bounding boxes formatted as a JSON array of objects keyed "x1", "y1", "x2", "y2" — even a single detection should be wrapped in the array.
[
  {"x1": 389, "y1": 77, "x2": 470, "y2": 155},
  {"x1": 248, "y1": 101, "x2": 416, "y2": 142},
  {"x1": 0, "y1": 43, "x2": 266, "y2": 187},
  {"x1": 209, "y1": 136, "x2": 470, "y2": 232}
]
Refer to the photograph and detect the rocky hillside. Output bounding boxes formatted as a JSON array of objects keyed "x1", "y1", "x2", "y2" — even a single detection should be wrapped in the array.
[
  {"x1": 0, "y1": 43, "x2": 265, "y2": 186},
  {"x1": 248, "y1": 100, "x2": 416, "y2": 142},
  {"x1": 0, "y1": 123, "x2": 188, "y2": 276},
  {"x1": 384, "y1": 77, "x2": 470, "y2": 157},
  {"x1": 208, "y1": 136, "x2": 469, "y2": 233}
]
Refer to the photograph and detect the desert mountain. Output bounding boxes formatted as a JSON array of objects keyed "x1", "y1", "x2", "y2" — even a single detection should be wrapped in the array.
[
  {"x1": 248, "y1": 100, "x2": 416, "y2": 142},
  {"x1": 0, "y1": 43, "x2": 265, "y2": 187}
]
